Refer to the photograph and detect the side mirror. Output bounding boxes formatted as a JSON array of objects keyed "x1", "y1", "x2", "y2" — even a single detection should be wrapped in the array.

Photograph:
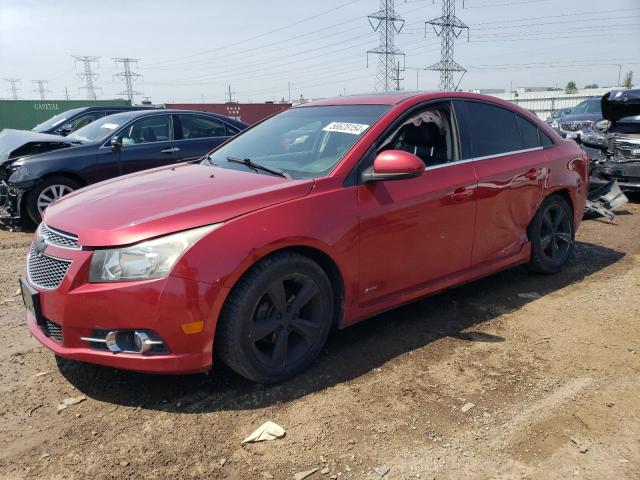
[
  {"x1": 110, "y1": 136, "x2": 123, "y2": 152},
  {"x1": 362, "y1": 150, "x2": 425, "y2": 183},
  {"x1": 57, "y1": 124, "x2": 73, "y2": 136}
]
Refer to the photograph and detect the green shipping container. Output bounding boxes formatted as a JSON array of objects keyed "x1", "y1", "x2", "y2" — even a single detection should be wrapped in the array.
[{"x1": 0, "y1": 99, "x2": 131, "y2": 131}]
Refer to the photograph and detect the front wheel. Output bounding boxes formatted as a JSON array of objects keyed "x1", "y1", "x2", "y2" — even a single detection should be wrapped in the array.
[
  {"x1": 527, "y1": 195, "x2": 575, "y2": 274},
  {"x1": 25, "y1": 176, "x2": 80, "y2": 224},
  {"x1": 216, "y1": 252, "x2": 334, "y2": 384}
]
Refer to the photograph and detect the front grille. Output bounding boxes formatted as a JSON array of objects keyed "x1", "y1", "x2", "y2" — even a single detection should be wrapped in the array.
[
  {"x1": 560, "y1": 121, "x2": 593, "y2": 132},
  {"x1": 610, "y1": 139, "x2": 640, "y2": 162},
  {"x1": 27, "y1": 244, "x2": 72, "y2": 290},
  {"x1": 42, "y1": 319, "x2": 63, "y2": 343},
  {"x1": 40, "y1": 224, "x2": 80, "y2": 249}
]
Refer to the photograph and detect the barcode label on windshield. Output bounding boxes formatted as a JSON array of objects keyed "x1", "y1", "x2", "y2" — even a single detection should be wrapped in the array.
[{"x1": 322, "y1": 122, "x2": 369, "y2": 135}]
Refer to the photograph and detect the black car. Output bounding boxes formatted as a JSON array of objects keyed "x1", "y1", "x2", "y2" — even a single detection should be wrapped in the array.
[
  {"x1": 545, "y1": 107, "x2": 572, "y2": 126},
  {"x1": 0, "y1": 110, "x2": 247, "y2": 226},
  {"x1": 549, "y1": 97, "x2": 602, "y2": 137},
  {"x1": 581, "y1": 89, "x2": 640, "y2": 192},
  {"x1": 32, "y1": 106, "x2": 158, "y2": 136}
]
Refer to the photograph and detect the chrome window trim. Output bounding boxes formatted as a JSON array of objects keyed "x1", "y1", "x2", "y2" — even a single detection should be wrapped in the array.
[{"x1": 424, "y1": 146, "x2": 543, "y2": 172}]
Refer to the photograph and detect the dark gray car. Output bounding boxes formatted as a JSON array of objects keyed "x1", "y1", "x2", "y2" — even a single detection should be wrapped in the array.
[
  {"x1": 549, "y1": 97, "x2": 602, "y2": 137},
  {"x1": 1, "y1": 110, "x2": 247, "y2": 227}
]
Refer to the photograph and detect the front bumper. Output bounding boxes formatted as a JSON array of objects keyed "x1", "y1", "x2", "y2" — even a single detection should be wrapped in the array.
[
  {"x1": 0, "y1": 180, "x2": 24, "y2": 228},
  {"x1": 25, "y1": 243, "x2": 230, "y2": 374},
  {"x1": 590, "y1": 160, "x2": 640, "y2": 192}
]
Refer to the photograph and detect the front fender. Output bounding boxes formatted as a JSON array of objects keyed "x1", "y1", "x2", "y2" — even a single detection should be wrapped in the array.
[{"x1": 171, "y1": 183, "x2": 360, "y2": 309}]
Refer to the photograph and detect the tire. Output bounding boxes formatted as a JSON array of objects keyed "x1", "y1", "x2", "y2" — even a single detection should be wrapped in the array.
[
  {"x1": 527, "y1": 194, "x2": 575, "y2": 274},
  {"x1": 216, "y1": 252, "x2": 334, "y2": 384},
  {"x1": 25, "y1": 176, "x2": 80, "y2": 224}
]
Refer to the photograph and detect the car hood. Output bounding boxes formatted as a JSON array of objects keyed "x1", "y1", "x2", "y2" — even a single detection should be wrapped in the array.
[
  {"x1": 0, "y1": 129, "x2": 76, "y2": 166},
  {"x1": 558, "y1": 113, "x2": 602, "y2": 123},
  {"x1": 602, "y1": 89, "x2": 640, "y2": 123},
  {"x1": 43, "y1": 163, "x2": 314, "y2": 247}
]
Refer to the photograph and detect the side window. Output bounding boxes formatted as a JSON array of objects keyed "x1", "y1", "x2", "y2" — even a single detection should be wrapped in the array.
[
  {"x1": 461, "y1": 101, "x2": 523, "y2": 157},
  {"x1": 121, "y1": 115, "x2": 173, "y2": 145},
  {"x1": 381, "y1": 104, "x2": 456, "y2": 167},
  {"x1": 540, "y1": 130, "x2": 554, "y2": 147},
  {"x1": 179, "y1": 115, "x2": 227, "y2": 139},
  {"x1": 225, "y1": 124, "x2": 240, "y2": 136},
  {"x1": 516, "y1": 115, "x2": 540, "y2": 149},
  {"x1": 61, "y1": 112, "x2": 105, "y2": 133}
]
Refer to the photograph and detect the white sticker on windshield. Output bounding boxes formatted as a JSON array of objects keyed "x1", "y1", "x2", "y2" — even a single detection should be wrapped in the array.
[
  {"x1": 322, "y1": 122, "x2": 369, "y2": 135},
  {"x1": 101, "y1": 123, "x2": 119, "y2": 130}
]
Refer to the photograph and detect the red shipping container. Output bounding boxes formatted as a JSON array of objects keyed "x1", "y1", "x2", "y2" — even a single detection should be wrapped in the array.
[{"x1": 166, "y1": 103, "x2": 291, "y2": 125}]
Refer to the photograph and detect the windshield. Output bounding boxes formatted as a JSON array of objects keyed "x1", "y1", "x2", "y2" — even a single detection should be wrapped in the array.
[
  {"x1": 32, "y1": 108, "x2": 85, "y2": 132},
  {"x1": 67, "y1": 113, "x2": 131, "y2": 143},
  {"x1": 571, "y1": 99, "x2": 601, "y2": 115},
  {"x1": 204, "y1": 105, "x2": 390, "y2": 179}
]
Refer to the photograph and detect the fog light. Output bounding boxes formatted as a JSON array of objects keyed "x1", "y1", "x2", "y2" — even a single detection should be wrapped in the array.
[
  {"x1": 105, "y1": 330, "x2": 121, "y2": 353},
  {"x1": 133, "y1": 331, "x2": 154, "y2": 354},
  {"x1": 82, "y1": 330, "x2": 166, "y2": 354}
]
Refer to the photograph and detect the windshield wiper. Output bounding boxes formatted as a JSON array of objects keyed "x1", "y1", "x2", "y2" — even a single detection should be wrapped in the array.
[{"x1": 226, "y1": 156, "x2": 291, "y2": 179}]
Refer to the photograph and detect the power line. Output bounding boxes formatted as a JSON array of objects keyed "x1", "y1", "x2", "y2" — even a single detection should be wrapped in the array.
[
  {"x1": 72, "y1": 55, "x2": 101, "y2": 100},
  {"x1": 145, "y1": 0, "x2": 365, "y2": 68},
  {"x1": 113, "y1": 57, "x2": 143, "y2": 103},
  {"x1": 426, "y1": 0, "x2": 469, "y2": 91},
  {"x1": 367, "y1": 0, "x2": 405, "y2": 91},
  {"x1": 4, "y1": 78, "x2": 21, "y2": 100}
]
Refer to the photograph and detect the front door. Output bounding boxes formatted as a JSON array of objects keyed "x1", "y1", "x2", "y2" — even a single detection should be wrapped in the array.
[{"x1": 356, "y1": 102, "x2": 477, "y2": 306}]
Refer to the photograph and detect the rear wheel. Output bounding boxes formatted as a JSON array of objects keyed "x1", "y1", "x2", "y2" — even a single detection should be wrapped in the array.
[
  {"x1": 528, "y1": 194, "x2": 574, "y2": 274},
  {"x1": 216, "y1": 252, "x2": 334, "y2": 383},
  {"x1": 25, "y1": 176, "x2": 80, "y2": 224}
]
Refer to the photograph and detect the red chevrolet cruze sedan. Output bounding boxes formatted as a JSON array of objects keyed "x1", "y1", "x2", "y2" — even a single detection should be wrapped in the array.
[{"x1": 21, "y1": 92, "x2": 588, "y2": 383}]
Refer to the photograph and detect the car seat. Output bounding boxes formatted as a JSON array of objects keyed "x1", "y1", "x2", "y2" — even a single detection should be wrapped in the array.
[{"x1": 398, "y1": 123, "x2": 447, "y2": 166}]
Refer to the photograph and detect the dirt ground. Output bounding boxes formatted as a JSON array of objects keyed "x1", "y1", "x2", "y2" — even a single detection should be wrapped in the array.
[{"x1": 0, "y1": 199, "x2": 638, "y2": 480}]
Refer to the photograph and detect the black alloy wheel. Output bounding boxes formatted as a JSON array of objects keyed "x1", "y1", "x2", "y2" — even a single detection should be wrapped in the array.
[
  {"x1": 528, "y1": 195, "x2": 575, "y2": 274},
  {"x1": 217, "y1": 252, "x2": 334, "y2": 383}
]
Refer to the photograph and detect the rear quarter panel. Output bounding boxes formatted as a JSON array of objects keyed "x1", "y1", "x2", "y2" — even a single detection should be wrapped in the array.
[{"x1": 542, "y1": 139, "x2": 588, "y2": 231}]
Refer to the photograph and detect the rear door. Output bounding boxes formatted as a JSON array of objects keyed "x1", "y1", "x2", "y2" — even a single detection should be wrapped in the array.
[
  {"x1": 357, "y1": 101, "x2": 478, "y2": 306},
  {"x1": 174, "y1": 114, "x2": 236, "y2": 162},
  {"x1": 116, "y1": 114, "x2": 180, "y2": 174},
  {"x1": 454, "y1": 100, "x2": 547, "y2": 266}
]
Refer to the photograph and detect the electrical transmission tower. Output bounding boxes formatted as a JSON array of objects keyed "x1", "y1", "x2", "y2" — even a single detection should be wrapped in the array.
[
  {"x1": 367, "y1": 0, "x2": 405, "y2": 92},
  {"x1": 392, "y1": 61, "x2": 404, "y2": 91},
  {"x1": 4, "y1": 78, "x2": 21, "y2": 100},
  {"x1": 425, "y1": 0, "x2": 469, "y2": 91},
  {"x1": 32, "y1": 80, "x2": 50, "y2": 100},
  {"x1": 113, "y1": 58, "x2": 143, "y2": 103},
  {"x1": 72, "y1": 55, "x2": 101, "y2": 100}
]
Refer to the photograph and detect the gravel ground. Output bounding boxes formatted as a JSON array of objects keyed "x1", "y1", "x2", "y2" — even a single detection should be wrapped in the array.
[{"x1": 0, "y1": 198, "x2": 638, "y2": 480}]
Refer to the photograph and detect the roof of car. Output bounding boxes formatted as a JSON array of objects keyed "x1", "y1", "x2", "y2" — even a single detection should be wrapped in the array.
[
  {"x1": 102, "y1": 109, "x2": 247, "y2": 126},
  {"x1": 300, "y1": 92, "x2": 423, "y2": 107}
]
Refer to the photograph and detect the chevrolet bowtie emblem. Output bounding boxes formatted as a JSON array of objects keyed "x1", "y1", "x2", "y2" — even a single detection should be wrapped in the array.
[{"x1": 35, "y1": 236, "x2": 47, "y2": 256}]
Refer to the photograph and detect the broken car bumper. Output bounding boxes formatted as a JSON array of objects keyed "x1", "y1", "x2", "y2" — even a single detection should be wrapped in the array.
[{"x1": 590, "y1": 161, "x2": 640, "y2": 192}]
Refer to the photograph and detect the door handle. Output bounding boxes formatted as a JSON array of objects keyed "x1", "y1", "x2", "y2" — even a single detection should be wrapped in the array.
[
  {"x1": 524, "y1": 168, "x2": 539, "y2": 180},
  {"x1": 450, "y1": 187, "x2": 473, "y2": 202},
  {"x1": 161, "y1": 147, "x2": 180, "y2": 154}
]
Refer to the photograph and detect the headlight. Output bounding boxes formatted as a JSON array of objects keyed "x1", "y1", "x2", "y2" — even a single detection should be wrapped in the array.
[
  {"x1": 551, "y1": 120, "x2": 559, "y2": 128},
  {"x1": 89, "y1": 224, "x2": 221, "y2": 282}
]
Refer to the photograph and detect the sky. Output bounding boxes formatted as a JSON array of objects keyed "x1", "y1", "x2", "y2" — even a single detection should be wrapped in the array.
[{"x1": 1, "y1": 0, "x2": 639, "y2": 104}]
